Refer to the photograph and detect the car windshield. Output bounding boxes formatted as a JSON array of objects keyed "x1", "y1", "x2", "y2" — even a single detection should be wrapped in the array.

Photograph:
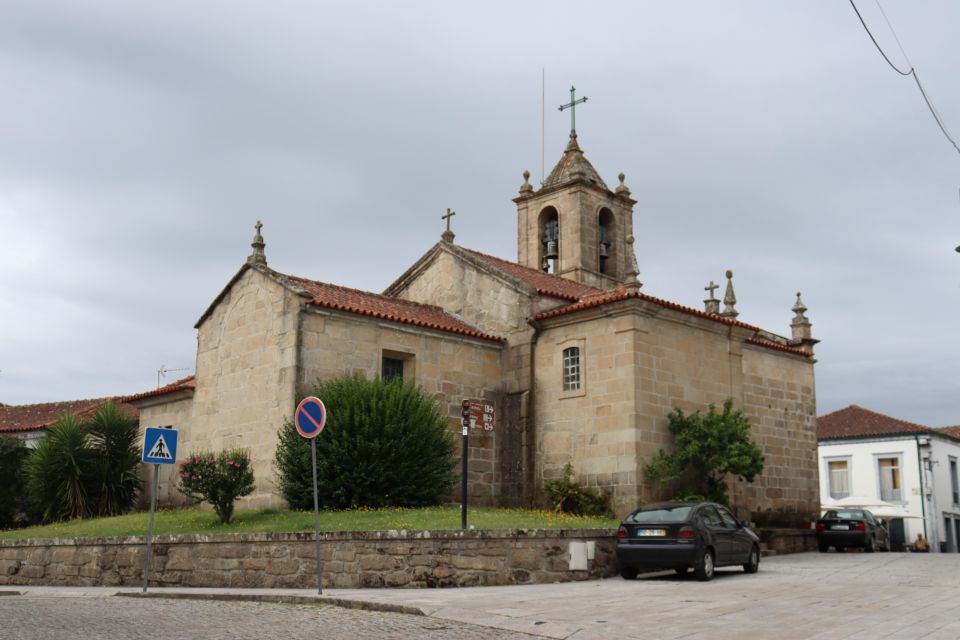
[
  {"x1": 625, "y1": 506, "x2": 692, "y2": 523},
  {"x1": 824, "y1": 510, "x2": 864, "y2": 520}
]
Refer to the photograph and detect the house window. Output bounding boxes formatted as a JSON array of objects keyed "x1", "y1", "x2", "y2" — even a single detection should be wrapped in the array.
[
  {"x1": 381, "y1": 357, "x2": 404, "y2": 381},
  {"x1": 950, "y1": 457, "x2": 959, "y2": 505},
  {"x1": 562, "y1": 347, "x2": 580, "y2": 391},
  {"x1": 878, "y1": 457, "x2": 901, "y2": 502},
  {"x1": 828, "y1": 460, "x2": 850, "y2": 499}
]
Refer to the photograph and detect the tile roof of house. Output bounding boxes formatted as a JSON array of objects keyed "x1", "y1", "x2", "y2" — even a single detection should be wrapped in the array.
[
  {"x1": 123, "y1": 376, "x2": 196, "y2": 403},
  {"x1": 282, "y1": 273, "x2": 504, "y2": 343},
  {"x1": 817, "y1": 405, "x2": 934, "y2": 440},
  {"x1": 0, "y1": 397, "x2": 139, "y2": 435},
  {"x1": 938, "y1": 425, "x2": 960, "y2": 440},
  {"x1": 460, "y1": 248, "x2": 602, "y2": 301}
]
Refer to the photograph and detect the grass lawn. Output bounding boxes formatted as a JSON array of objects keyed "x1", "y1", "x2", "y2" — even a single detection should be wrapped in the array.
[{"x1": 0, "y1": 506, "x2": 619, "y2": 541}]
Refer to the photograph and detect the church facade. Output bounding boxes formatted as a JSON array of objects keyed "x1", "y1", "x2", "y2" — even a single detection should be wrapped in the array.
[{"x1": 129, "y1": 132, "x2": 820, "y2": 520}]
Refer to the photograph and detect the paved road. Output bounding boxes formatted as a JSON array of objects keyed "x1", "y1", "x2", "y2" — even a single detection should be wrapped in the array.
[
  {"x1": 4, "y1": 553, "x2": 960, "y2": 639},
  {"x1": 0, "y1": 594, "x2": 537, "y2": 640}
]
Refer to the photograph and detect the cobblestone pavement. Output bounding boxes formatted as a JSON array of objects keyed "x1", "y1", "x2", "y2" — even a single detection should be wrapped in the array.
[{"x1": 0, "y1": 595, "x2": 541, "y2": 640}]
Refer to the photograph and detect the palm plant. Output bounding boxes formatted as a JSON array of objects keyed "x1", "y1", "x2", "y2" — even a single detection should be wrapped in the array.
[
  {"x1": 24, "y1": 414, "x2": 96, "y2": 521},
  {"x1": 86, "y1": 402, "x2": 142, "y2": 516}
]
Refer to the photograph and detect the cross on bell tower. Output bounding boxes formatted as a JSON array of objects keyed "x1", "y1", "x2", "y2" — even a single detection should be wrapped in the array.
[{"x1": 558, "y1": 86, "x2": 588, "y2": 136}]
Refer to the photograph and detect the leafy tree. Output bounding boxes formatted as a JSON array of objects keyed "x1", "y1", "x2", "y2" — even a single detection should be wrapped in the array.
[
  {"x1": 644, "y1": 399, "x2": 764, "y2": 506},
  {"x1": 86, "y1": 402, "x2": 143, "y2": 516},
  {"x1": 24, "y1": 414, "x2": 97, "y2": 521},
  {"x1": 274, "y1": 375, "x2": 456, "y2": 510},
  {"x1": 0, "y1": 435, "x2": 32, "y2": 528},
  {"x1": 177, "y1": 449, "x2": 254, "y2": 524}
]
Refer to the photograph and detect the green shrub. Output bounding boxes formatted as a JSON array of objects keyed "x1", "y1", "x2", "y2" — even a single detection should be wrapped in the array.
[
  {"x1": 177, "y1": 449, "x2": 254, "y2": 524},
  {"x1": 274, "y1": 375, "x2": 456, "y2": 510},
  {"x1": 0, "y1": 435, "x2": 32, "y2": 528},
  {"x1": 24, "y1": 415, "x2": 97, "y2": 522},
  {"x1": 543, "y1": 463, "x2": 610, "y2": 517},
  {"x1": 23, "y1": 402, "x2": 143, "y2": 523}
]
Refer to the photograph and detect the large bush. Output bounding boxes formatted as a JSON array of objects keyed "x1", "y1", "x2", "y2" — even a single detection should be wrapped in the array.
[
  {"x1": 24, "y1": 402, "x2": 142, "y2": 522},
  {"x1": 275, "y1": 375, "x2": 456, "y2": 510},
  {"x1": 177, "y1": 449, "x2": 254, "y2": 524},
  {"x1": 0, "y1": 435, "x2": 32, "y2": 528}
]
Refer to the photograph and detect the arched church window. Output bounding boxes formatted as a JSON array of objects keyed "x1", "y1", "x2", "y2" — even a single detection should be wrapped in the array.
[
  {"x1": 598, "y1": 208, "x2": 614, "y2": 275},
  {"x1": 562, "y1": 347, "x2": 580, "y2": 391},
  {"x1": 538, "y1": 207, "x2": 560, "y2": 273}
]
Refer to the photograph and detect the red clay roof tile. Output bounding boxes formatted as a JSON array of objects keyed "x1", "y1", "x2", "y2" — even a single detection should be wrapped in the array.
[
  {"x1": 123, "y1": 376, "x2": 196, "y2": 403},
  {"x1": 817, "y1": 405, "x2": 933, "y2": 440},
  {"x1": 460, "y1": 248, "x2": 602, "y2": 301},
  {"x1": 281, "y1": 273, "x2": 504, "y2": 343},
  {"x1": 0, "y1": 397, "x2": 139, "y2": 435}
]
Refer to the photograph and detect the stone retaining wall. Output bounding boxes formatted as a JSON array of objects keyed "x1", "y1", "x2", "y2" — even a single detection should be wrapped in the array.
[{"x1": 0, "y1": 529, "x2": 617, "y2": 589}]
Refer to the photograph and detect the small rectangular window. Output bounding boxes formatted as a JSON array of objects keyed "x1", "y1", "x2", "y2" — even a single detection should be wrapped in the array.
[
  {"x1": 950, "y1": 457, "x2": 959, "y2": 505},
  {"x1": 878, "y1": 457, "x2": 901, "y2": 502},
  {"x1": 381, "y1": 357, "x2": 404, "y2": 381},
  {"x1": 562, "y1": 347, "x2": 580, "y2": 391},
  {"x1": 828, "y1": 460, "x2": 850, "y2": 499}
]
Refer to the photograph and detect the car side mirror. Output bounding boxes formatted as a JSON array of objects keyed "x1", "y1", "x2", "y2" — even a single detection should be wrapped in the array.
[{"x1": 739, "y1": 520, "x2": 750, "y2": 529}]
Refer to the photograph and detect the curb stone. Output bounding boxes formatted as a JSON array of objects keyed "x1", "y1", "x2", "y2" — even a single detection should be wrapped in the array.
[{"x1": 116, "y1": 591, "x2": 426, "y2": 616}]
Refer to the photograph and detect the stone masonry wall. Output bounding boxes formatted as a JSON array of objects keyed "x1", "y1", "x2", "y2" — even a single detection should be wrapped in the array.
[
  {"x1": 191, "y1": 268, "x2": 301, "y2": 508},
  {"x1": 0, "y1": 529, "x2": 616, "y2": 589},
  {"x1": 135, "y1": 397, "x2": 194, "y2": 508},
  {"x1": 298, "y1": 310, "x2": 505, "y2": 504},
  {"x1": 735, "y1": 345, "x2": 818, "y2": 518}
]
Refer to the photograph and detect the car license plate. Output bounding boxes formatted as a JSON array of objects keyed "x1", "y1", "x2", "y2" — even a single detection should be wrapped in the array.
[
  {"x1": 637, "y1": 528, "x2": 666, "y2": 537},
  {"x1": 831, "y1": 524, "x2": 849, "y2": 530}
]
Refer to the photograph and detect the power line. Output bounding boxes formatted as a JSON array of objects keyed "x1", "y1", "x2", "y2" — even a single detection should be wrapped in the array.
[{"x1": 848, "y1": 0, "x2": 960, "y2": 157}]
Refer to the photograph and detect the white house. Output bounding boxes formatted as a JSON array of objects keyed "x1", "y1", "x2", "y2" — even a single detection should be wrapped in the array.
[{"x1": 817, "y1": 405, "x2": 960, "y2": 553}]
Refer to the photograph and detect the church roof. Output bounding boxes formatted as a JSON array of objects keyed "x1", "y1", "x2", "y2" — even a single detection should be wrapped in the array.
[
  {"x1": 461, "y1": 248, "x2": 602, "y2": 301},
  {"x1": 0, "y1": 397, "x2": 139, "y2": 435},
  {"x1": 124, "y1": 376, "x2": 196, "y2": 404},
  {"x1": 541, "y1": 134, "x2": 609, "y2": 191},
  {"x1": 283, "y1": 273, "x2": 504, "y2": 343},
  {"x1": 816, "y1": 405, "x2": 949, "y2": 441},
  {"x1": 939, "y1": 425, "x2": 960, "y2": 439}
]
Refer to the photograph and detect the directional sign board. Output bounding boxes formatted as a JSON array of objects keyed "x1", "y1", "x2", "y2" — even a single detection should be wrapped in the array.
[
  {"x1": 461, "y1": 399, "x2": 495, "y2": 431},
  {"x1": 142, "y1": 427, "x2": 178, "y2": 464},
  {"x1": 295, "y1": 396, "x2": 327, "y2": 439}
]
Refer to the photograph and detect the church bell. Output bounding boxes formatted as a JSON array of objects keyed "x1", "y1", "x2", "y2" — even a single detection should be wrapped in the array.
[{"x1": 543, "y1": 220, "x2": 559, "y2": 260}]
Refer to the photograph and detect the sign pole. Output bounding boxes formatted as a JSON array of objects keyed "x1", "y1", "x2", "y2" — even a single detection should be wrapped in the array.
[
  {"x1": 311, "y1": 437, "x2": 322, "y2": 595},
  {"x1": 142, "y1": 463, "x2": 159, "y2": 593},
  {"x1": 461, "y1": 425, "x2": 468, "y2": 530}
]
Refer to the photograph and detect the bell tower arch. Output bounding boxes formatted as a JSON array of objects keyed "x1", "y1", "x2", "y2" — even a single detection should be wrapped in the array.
[{"x1": 514, "y1": 134, "x2": 637, "y2": 289}]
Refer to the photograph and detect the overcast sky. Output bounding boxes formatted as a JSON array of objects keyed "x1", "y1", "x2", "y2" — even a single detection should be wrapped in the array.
[{"x1": 1, "y1": 1, "x2": 957, "y2": 426}]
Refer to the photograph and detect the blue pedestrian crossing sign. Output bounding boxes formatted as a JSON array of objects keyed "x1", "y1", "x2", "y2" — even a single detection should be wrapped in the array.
[{"x1": 142, "y1": 427, "x2": 178, "y2": 464}]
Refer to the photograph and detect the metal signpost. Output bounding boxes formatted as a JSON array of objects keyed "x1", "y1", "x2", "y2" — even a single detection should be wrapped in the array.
[
  {"x1": 141, "y1": 426, "x2": 178, "y2": 593},
  {"x1": 459, "y1": 400, "x2": 495, "y2": 529},
  {"x1": 295, "y1": 396, "x2": 327, "y2": 595}
]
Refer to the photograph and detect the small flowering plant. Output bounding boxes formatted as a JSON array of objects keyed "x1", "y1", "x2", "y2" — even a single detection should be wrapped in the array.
[{"x1": 176, "y1": 449, "x2": 255, "y2": 524}]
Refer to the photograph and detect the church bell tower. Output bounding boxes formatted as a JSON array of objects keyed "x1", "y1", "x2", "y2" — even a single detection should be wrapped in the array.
[{"x1": 514, "y1": 88, "x2": 637, "y2": 289}]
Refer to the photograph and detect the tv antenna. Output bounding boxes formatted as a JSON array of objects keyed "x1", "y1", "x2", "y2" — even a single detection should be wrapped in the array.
[{"x1": 157, "y1": 365, "x2": 191, "y2": 389}]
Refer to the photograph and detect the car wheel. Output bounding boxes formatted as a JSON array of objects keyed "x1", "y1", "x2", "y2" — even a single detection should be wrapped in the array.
[
  {"x1": 694, "y1": 549, "x2": 715, "y2": 582},
  {"x1": 865, "y1": 537, "x2": 876, "y2": 553},
  {"x1": 818, "y1": 543, "x2": 829, "y2": 553},
  {"x1": 620, "y1": 565, "x2": 639, "y2": 580},
  {"x1": 674, "y1": 567, "x2": 690, "y2": 577},
  {"x1": 743, "y1": 545, "x2": 760, "y2": 574}
]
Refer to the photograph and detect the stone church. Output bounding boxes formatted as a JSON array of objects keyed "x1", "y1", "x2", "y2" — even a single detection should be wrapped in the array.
[{"x1": 128, "y1": 130, "x2": 820, "y2": 520}]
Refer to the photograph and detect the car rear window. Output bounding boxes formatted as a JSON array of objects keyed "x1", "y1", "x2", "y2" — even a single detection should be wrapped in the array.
[
  {"x1": 625, "y1": 506, "x2": 692, "y2": 523},
  {"x1": 823, "y1": 510, "x2": 864, "y2": 520}
]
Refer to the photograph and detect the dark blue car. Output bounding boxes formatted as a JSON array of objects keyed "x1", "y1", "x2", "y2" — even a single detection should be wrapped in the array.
[{"x1": 616, "y1": 501, "x2": 761, "y2": 581}]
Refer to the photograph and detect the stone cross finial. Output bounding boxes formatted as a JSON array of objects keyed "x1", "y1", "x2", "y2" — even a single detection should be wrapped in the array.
[
  {"x1": 248, "y1": 220, "x2": 267, "y2": 265},
  {"x1": 704, "y1": 280, "x2": 720, "y2": 314},
  {"x1": 720, "y1": 270, "x2": 738, "y2": 318},
  {"x1": 441, "y1": 208, "x2": 456, "y2": 243},
  {"x1": 624, "y1": 234, "x2": 642, "y2": 291}
]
